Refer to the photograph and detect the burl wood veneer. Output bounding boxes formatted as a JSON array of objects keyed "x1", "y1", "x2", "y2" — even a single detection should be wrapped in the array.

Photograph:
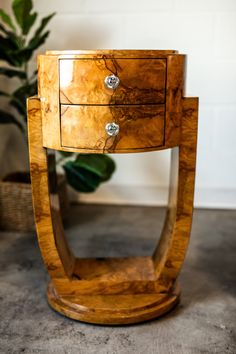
[{"x1": 28, "y1": 50, "x2": 198, "y2": 325}]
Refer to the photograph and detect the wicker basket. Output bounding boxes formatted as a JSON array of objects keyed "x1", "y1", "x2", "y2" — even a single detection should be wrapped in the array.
[{"x1": 0, "y1": 172, "x2": 69, "y2": 232}]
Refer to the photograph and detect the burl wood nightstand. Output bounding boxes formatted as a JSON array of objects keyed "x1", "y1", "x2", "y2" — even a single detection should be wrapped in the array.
[{"x1": 27, "y1": 50, "x2": 198, "y2": 325}]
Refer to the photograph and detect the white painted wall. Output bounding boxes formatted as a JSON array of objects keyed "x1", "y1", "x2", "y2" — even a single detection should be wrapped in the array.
[{"x1": 1, "y1": 0, "x2": 236, "y2": 208}]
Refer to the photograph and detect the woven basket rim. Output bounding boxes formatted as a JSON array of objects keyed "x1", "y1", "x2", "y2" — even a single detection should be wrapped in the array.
[
  {"x1": 0, "y1": 182, "x2": 32, "y2": 192},
  {"x1": 0, "y1": 172, "x2": 65, "y2": 187}
]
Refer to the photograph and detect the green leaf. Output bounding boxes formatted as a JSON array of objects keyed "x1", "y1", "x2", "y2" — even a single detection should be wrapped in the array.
[
  {"x1": 0, "y1": 23, "x2": 24, "y2": 49},
  {"x1": 25, "y1": 12, "x2": 37, "y2": 35},
  {"x1": 0, "y1": 38, "x2": 18, "y2": 66},
  {"x1": 0, "y1": 67, "x2": 26, "y2": 79},
  {"x1": 99, "y1": 155, "x2": 116, "y2": 181},
  {"x1": 0, "y1": 90, "x2": 10, "y2": 97},
  {"x1": 34, "y1": 12, "x2": 55, "y2": 38},
  {"x1": 0, "y1": 9, "x2": 16, "y2": 32},
  {"x1": 62, "y1": 154, "x2": 115, "y2": 193},
  {"x1": 12, "y1": 0, "x2": 37, "y2": 35},
  {"x1": 0, "y1": 30, "x2": 22, "y2": 66},
  {"x1": 58, "y1": 150, "x2": 74, "y2": 158},
  {"x1": 28, "y1": 30, "x2": 50, "y2": 50},
  {"x1": 20, "y1": 30, "x2": 50, "y2": 62},
  {"x1": 0, "y1": 29, "x2": 19, "y2": 50},
  {"x1": 0, "y1": 22, "x2": 9, "y2": 35},
  {"x1": 75, "y1": 154, "x2": 116, "y2": 181},
  {"x1": 0, "y1": 23, "x2": 19, "y2": 43},
  {"x1": 10, "y1": 79, "x2": 37, "y2": 118},
  {"x1": 0, "y1": 50, "x2": 22, "y2": 67},
  {"x1": 10, "y1": 95, "x2": 27, "y2": 116},
  {"x1": 63, "y1": 161, "x2": 101, "y2": 193},
  {"x1": 0, "y1": 109, "x2": 24, "y2": 131}
]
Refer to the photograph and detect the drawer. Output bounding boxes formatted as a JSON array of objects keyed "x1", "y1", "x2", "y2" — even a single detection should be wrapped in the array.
[
  {"x1": 61, "y1": 105, "x2": 165, "y2": 151},
  {"x1": 59, "y1": 59, "x2": 166, "y2": 105}
]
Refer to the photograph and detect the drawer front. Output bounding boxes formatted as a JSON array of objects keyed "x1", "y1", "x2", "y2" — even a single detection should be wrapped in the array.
[
  {"x1": 59, "y1": 59, "x2": 166, "y2": 105},
  {"x1": 61, "y1": 105, "x2": 165, "y2": 151}
]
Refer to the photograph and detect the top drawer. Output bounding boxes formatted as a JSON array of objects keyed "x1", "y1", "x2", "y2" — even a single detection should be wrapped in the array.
[{"x1": 59, "y1": 58, "x2": 166, "y2": 105}]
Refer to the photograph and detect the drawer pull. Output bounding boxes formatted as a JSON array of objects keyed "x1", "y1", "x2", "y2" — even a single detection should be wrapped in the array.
[
  {"x1": 105, "y1": 122, "x2": 119, "y2": 136},
  {"x1": 104, "y1": 74, "x2": 120, "y2": 90}
]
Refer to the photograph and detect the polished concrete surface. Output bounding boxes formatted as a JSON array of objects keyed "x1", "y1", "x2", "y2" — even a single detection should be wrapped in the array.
[{"x1": 0, "y1": 205, "x2": 236, "y2": 353}]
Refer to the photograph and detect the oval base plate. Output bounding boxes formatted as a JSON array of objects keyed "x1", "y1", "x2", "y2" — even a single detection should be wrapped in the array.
[{"x1": 47, "y1": 281, "x2": 180, "y2": 325}]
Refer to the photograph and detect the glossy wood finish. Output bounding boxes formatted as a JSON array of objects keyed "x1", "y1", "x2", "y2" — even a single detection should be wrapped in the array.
[
  {"x1": 47, "y1": 281, "x2": 180, "y2": 325},
  {"x1": 165, "y1": 55, "x2": 186, "y2": 146},
  {"x1": 38, "y1": 50, "x2": 185, "y2": 152},
  {"x1": 60, "y1": 59, "x2": 166, "y2": 105},
  {"x1": 46, "y1": 49, "x2": 178, "y2": 58},
  {"x1": 27, "y1": 97, "x2": 75, "y2": 280},
  {"x1": 61, "y1": 104, "x2": 165, "y2": 152},
  {"x1": 38, "y1": 55, "x2": 61, "y2": 149},
  {"x1": 29, "y1": 50, "x2": 198, "y2": 325},
  {"x1": 153, "y1": 97, "x2": 198, "y2": 287}
]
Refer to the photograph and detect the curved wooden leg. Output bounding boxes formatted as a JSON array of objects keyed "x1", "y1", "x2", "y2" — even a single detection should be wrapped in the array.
[
  {"x1": 153, "y1": 97, "x2": 198, "y2": 289},
  {"x1": 28, "y1": 96, "x2": 198, "y2": 325},
  {"x1": 28, "y1": 97, "x2": 75, "y2": 280}
]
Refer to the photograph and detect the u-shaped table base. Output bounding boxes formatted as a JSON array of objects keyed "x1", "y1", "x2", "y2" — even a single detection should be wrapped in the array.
[{"x1": 28, "y1": 96, "x2": 198, "y2": 325}]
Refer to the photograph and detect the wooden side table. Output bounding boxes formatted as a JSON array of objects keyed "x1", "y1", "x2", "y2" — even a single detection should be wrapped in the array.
[{"x1": 27, "y1": 50, "x2": 198, "y2": 325}]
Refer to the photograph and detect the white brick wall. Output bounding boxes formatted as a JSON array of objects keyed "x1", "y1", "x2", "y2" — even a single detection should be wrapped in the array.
[{"x1": 1, "y1": 0, "x2": 236, "y2": 208}]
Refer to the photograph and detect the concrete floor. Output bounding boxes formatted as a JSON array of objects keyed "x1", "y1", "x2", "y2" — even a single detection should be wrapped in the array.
[{"x1": 0, "y1": 205, "x2": 236, "y2": 354}]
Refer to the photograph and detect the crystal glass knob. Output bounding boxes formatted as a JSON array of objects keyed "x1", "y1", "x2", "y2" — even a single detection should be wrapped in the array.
[
  {"x1": 104, "y1": 74, "x2": 120, "y2": 89},
  {"x1": 105, "y1": 122, "x2": 119, "y2": 136}
]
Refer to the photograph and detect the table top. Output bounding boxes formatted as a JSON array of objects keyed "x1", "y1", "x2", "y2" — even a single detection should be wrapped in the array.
[{"x1": 44, "y1": 49, "x2": 181, "y2": 59}]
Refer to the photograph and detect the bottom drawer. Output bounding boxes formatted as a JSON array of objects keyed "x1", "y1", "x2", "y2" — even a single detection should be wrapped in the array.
[{"x1": 61, "y1": 104, "x2": 165, "y2": 152}]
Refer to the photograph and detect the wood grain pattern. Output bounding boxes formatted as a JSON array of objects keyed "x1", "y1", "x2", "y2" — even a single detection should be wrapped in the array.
[
  {"x1": 165, "y1": 55, "x2": 186, "y2": 147},
  {"x1": 153, "y1": 97, "x2": 198, "y2": 288},
  {"x1": 38, "y1": 55, "x2": 61, "y2": 150},
  {"x1": 38, "y1": 50, "x2": 186, "y2": 152},
  {"x1": 61, "y1": 104, "x2": 165, "y2": 152},
  {"x1": 73, "y1": 257, "x2": 155, "y2": 281},
  {"x1": 60, "y1": 58, "x2": 166, "y2": 105},
  {"x1": 56, "y1": 256, "x2": 166, "y2": 296},
  {"x1": 47, "y1": 281, "x2": 180, "y2": 325},
  {"x1": 46, "y1": 49, "x2": 178, "y2": 58},
  {"x1": 29, "y1": 50, "x2": 198, "y2": 325},
  {"x1": 27, "y1": 97, "x2": 75, "y2": 279}
]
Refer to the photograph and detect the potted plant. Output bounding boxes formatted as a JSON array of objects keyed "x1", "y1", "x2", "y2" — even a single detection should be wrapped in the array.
[{"x1": 0, "y1": 0, "x2": 115, "y2": 232}]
